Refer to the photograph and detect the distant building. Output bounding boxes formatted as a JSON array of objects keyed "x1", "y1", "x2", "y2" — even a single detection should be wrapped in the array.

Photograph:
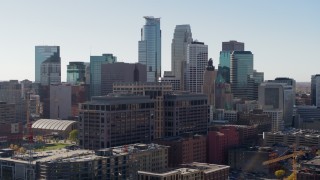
[
  {"x1": 67, "y1": 62, "x2": 86, "y2": 85},
  {"x1": 259, "y1": 82, "x2": 294, "y2": 129},
  {"x1": 263, "y1": 110, "x2": 284, "y2": 132},
  {"x1": 90, "y1": 53, "x2": 117, "y2": 97},
  {"x1": 101, "y1": 62, "x2": 147, "y2": 95},
  {"x1": 218, "y1": 40, "x2": 245, "y2": 83},
  {"x1": 267, "y1": 77, "x2": 296, "y2": 99},
  {"x1": 113, "y1": 82, "x2": 172, "y2": 139},
  {"x1": 202, "y1": 58, "x2": 217, "y2": 121},
  {"x1": 160, "y1": 71, "x2": 181, "y2": 91},
  {"x1": 29, "y1": 95, "x2": 41, "y2": 118},
  {"x1": 230, "y1": 51, "x2": 254, "y2": 100},
  {"x1": 170, "y1": 24, "x2": 193, "y2": 90},
  {"x1": 228, "y1": 147, "x2": 272, "y2": 174},
  {"x1": 49, "y1": 84, "x2": 72, "y2": 119},
  {"x1": 0, "y1": 102, "x2": 15, "y2": 124},
  {"x1": 138, "y1": 162, "x2": 230, "y2": 180},
  {"x1": 237, "y1": 109, "x2": 272, "y2": 134},
  {"x1": 222, "y1": 40, "x2": 245, "y2": 51},
  {"x1": 294, "y1": 105, "x2": 320, "y2": 130},
  {"x1": 207, "y1": 126, "x2": 240, "y2": 164},
  {"x1": 311, "y1": 74, "x2": 320, "y2": 107},
  {"x1": 185, "y1": 41, "x2": 208, "y2": 93},
  {"x1": 156, "y1": 135, "x2": 207, "y2": 167},
  {"x1": 138, "y1": 16, "x2": 161, "y2": 82},
  {"x1": 35, "y1": 46, "x2": 60, "y2": 83},
  {"x1": 0, "y1": 143, "x2": 168, "y2": 180},
  {"x1": 0, "y1": 80, "x2": 26, "y2": 123},
  {"x1": 215, "y1": 83, "x2": 233, "y2": 110},
  {"x1": 263, "y1": 129, "x2": 320, "y2": 147},
  {"x1": 163, "y1": 92, "x2": 209, "y2": 137},
  {"x1": 297, "y1": 156, "x2": 320, "y2": 179},
  {"x1": 79, "y1": 94, "x2": 155, "y2": 149},
  {"x1": 40, "y1": 49, "x2": 61, "y2": 85}
]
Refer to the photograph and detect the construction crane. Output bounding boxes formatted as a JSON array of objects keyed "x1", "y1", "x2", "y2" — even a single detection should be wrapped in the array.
[{"x1": 262, "y1": 147, "x2": 305, "y2": 180}]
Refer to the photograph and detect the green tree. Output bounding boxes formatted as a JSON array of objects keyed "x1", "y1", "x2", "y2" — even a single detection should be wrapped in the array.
[
  {"x1": 69, "y1": 129, "x2": 78, "y2": 143},
  {"x1": 275, "y1": 170, "x2": 285, "y2": 179}
]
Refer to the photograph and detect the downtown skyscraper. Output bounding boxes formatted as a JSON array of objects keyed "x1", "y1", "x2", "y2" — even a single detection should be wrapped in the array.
[
  {"x1": 185, "y1": 41, "x2": 208, "y2": 93},
  {"x1": 171, "y1": 25, "x2": 192, "y2": 89},
  {"x1": 138, "y1": 16, "x2": 161, "y2": 82},
  {"x1": 35, "y1": 46, "x2": 60, "y2": 83},
  {"x1": 230, "y1": 51, "x2": 254, "y2": 100},
  {"x1": 218, "y1": 41, "x2": 244, "y2": 83}
]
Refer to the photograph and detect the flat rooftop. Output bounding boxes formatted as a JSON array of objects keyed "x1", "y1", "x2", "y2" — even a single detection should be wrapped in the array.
[
  {"x1": 265, "y1": 128, "x2": 320, "y2": 137},
  {"x1": 0, "y1": 149, "x2": 93, "y2": 165}
]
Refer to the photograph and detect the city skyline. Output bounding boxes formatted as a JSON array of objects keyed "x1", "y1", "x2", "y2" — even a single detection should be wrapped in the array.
[{"x1": 0, "y1": 1, "x2": 319, "y2": 82}]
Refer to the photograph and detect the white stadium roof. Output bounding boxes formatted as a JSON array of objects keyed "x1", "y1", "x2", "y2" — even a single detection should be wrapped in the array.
[{"x1": 32, "y1": 119, "x2": 77, "y2": 131}]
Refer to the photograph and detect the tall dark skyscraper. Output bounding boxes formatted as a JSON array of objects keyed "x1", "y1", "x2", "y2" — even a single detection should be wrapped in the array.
[
  {"x1": 138, "y1": 16, "x2": 161, "y2": 82},
  {"x1": 35, "y1": 46, "x2": 60, "y2": 83}
]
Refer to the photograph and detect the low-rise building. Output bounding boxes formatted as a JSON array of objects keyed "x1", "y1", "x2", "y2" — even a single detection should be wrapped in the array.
[
  {"x1": 263, "y1": 129, "x2": 320, "y2": 147},
  {"x1": 0, "y1": 143, "x2": 168, "y2": 180},
  {"x1": 156, "y1": 135, "x2": 207, "y2": 167},
  {"x1": 297, "y1": 156, "x2": 320, "y2": 180},
  {"x1": 138, "y1": 162, "x2": 230, "y2": 180}
]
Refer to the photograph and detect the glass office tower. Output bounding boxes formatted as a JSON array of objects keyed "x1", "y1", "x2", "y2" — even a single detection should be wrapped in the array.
[
  {"x1": 90, "y1": 54, "x2": 117, "y2": 97},
  {"x1": 138, "y1": 16, "x2": 161, "y2": 82},
  {"x1": 67, "y1": 62, "x2": 86, "y2": 85},
  {"x1": 35, "y1": 46, "x2": 60, "y2": 83},
  {"x1": 230, "y1": 51, "x2": 253, "y2": 100}
]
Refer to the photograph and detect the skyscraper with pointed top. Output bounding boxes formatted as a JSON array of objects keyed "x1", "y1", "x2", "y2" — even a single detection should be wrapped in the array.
[
  {"x1": 203, "y1": 58, "x2": 217, "y2": 121},
  {"x1": 138, "y1": 16, "x2": 161, "y2": 82}
]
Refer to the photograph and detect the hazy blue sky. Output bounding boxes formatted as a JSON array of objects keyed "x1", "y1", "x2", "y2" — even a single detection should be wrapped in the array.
[{"x1": 0, "y1": 1, "x2": 319, "y2": 82}]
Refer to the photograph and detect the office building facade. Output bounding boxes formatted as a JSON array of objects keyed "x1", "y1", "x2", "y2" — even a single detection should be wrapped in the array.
[
  {"x1": 202, "y1": 58, "x2": 217, "y2": 121},
  {"x1": 218, "y1": 40, "x2": 245, "y2": 83},
  {"x1": 35, "y1": 46, "x2": 60, "y2": 83},
  {"x1": 90, "y1": 54, "x2": 117, "y2": 97},
  {"x1": 113, "y1": 82, "x2": 172, "y2": 139},
  {"x1": 311, "y1": 74, "x2": 320, "y2": 107},
  {"x1": 171, "y1": 24, "x2": 193, "y2": 89},
  {"x1": 185, "y1": 41, "x2": 208, "y2": 93},
  {"x1": 156, "y1": 135, "x2": 207, "y2": 167},
  {"x1": 101, "y1": 62, "x2": 147, "y2": 95},
  {"x1": 40, "y1": 58, "x2": 61, "y2": 85},
  {"x1": 67, "y1": 62, "x2": 86, "y2": 85},
  {"x1": 163, "y1": 92, "x2": 209, "y2": 137},
  {"x1": 230, "y1": 51, "x2": 254, "y2": 100},
  {"x1": 259, "y1": 82, "x2": 294, "y2": 129},
  {"x1": 79, "y1": 94, "x2": 155, "y2": 149},
  {"x1": 138, "y1": 16, "x2": 161, "y2": 82}
]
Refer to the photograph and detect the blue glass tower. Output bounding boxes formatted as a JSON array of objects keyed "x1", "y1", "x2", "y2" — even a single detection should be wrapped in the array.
[{"x1": 138, "y1": 16, "x2": 161, "y2": 82}]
